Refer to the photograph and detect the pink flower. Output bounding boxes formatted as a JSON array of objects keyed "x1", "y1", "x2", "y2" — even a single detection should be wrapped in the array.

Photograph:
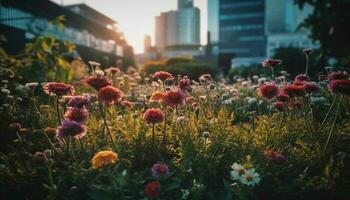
[
  {"x1": 262, "y1": 59, "x2": 282, "y2": 67},
  {"x1": 67, "y1": 95, "x2": 90, "y2": 108},
  {"x1": 328, "y1": 71, "x2": 349, "y2": 81},
  {"x1": 98, "y1": 86, "x2": 124, "y2": 105},
  {"x1": 259, "y1": 83, "x2": 279, "y2": 100},
  {"x1": 163, "y1": 89, "x2": 186, "y2": 107},
  {"x1": 295, "y1": 74, "x2": 310, "y2": 82},
  {"x1": 143, "y1": 108, "x2": 164, "y2": 124},
  {"x1": 153, "y1": 71, "x2": 172, "y2": 81},
  {"x1": 105, "y1": 67, "x2": 120, "y2": 74},
  {"x1": 43, "y1": 82, "x2": 75, "y2": 96},
  {"x1": 328, "y1": 80, "x2": 350, "y2": 96},
  {"x1": 151, "y1": 163, "x2": 169, "y2": 179},
  {"x1": 56, "y1": 120, "x2": 87, "y2": 139},
  {"x1": 264, "y1": 149, "x2": 285, "y2": 163},
  {"x1": 294, "y1": 81, "x2": 320, "y2": 93},
  {"x1": 64, "y1": 108, "x2": 89, "y2": 123},
  {"x1": 83, "y1": 76, "x2": 112, "y2": 90},
  {"x1": 178, "y1": 76, "x2": 192, "y2": 92}
]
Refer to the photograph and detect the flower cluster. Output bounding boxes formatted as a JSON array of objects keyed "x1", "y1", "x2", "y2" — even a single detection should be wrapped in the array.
[{"x1": 230, "y1": 162, "x2": 261, "y2": 186}]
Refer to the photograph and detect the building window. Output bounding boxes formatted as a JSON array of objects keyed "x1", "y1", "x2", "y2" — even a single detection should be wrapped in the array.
[
  {"x1": 220, "y1": 13, "x2": 264, "y2": 20},
  {"x1": 220, "y1": 1, "x2": 262, "y2": 9},
  {"x1": 221, "y1": 24, "x2": 263, "y2": 31},
  {"x1": 239, "y1": 36, "x2": 265, "y2": 42}
]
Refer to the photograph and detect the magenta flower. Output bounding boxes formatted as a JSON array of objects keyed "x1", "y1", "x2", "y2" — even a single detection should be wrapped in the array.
[
  {"x1": 262, "y1": 59, "x2": 282, "y2": 68},
  {"x1": 43, "y1": 82, "x2": 75, "y2": 96},
  {"x1": 328, "y1": 71, "x2": 349, "y2": 81},
  {"x1": 178, "y1": 76, "x2": 192, "y2": 92},
  {"x1": 151, "y1": 163, "x2": 169, "y2": 179},
  {"x1": 295, "y1": 74, "x2": 310, "y2": 82},
  {"x1": 143, "y1": 108, "x2": 164, "y2": 124},
  {"x1": 163, "y1": 89, "x2": 186, "y2": 107},
  {"x1": 64, "y1": 108, "x2": 89, "y2": 123},
  {"x1": 259, "y1": 83, "x2": 279, "y2": 100},
  {"x1": 153, "y1": 71, "x2": 172, "y2": 81},
  {"x1": 98, "y1": 86, "x2": 124, "y2": 105},
  {"x1": 328, "y1": 80, "x2": 350, "y2": 96},
  {"x1": 67, "y1": 95, "x2": 90, "y2": 108},
  {"x1": 83, "y1": 76, "x2": 112, "y2": 90},
  {"x1": 56, "y1": 120, "x2": 87, "y2": 139}
]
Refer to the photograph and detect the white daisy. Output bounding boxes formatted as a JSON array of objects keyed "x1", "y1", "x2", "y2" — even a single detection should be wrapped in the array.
[
  {"x1": 230, "y1": 163, "x2": 246, "y2": 180},
  {"x1": 239, "y1": 168, "x2": 261, "y2": 186}
]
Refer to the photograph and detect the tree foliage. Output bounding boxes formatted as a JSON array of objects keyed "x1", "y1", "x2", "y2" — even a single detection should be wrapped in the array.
[{"x1": 295, "y1": 0, "x2": 350, "y2": 66}]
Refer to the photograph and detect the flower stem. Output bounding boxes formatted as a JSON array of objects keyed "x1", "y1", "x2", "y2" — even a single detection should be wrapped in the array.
[
  {"x1": 323, "y1": 95, "x2": 343, "y2": 155},
  {"x1": 305, "y1": 55, "x2": 309, "y2": 75},
  {"x1": 162, "y1": 108, "x2": 167, "y2": 159},
  {"x1": 320, "y1": 95, "x2": 337, "y2": 128},
  {"x1": 99, "y1": 101, "x2": 116, "y2": 148},
  {"x1": 152, "y1": 123, "x2": 155, "y2": 161},
  {"x1": 56, "y1": 96, "x2": 61, "y2": 125}
]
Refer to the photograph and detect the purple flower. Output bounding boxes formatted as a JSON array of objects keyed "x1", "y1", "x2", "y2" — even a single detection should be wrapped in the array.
[
  {"x1": 178, "y1": 76, "x2": 192, "y2": 92},
  {"x1": 56, "y1": 120, "x2": 87, "y2": 139},
  {"x1": 151, "y1": 163, "x2": 169, "y2": 179}
]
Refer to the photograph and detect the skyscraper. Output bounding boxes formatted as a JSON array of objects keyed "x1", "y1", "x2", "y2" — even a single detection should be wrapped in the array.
[
  {"x1": 178, "y1": 0, "x2": 194, "y2": 9},
  {"x1": 177, "y1": 7, "x2": 200, "y2": 45},
  {"x1": 218, "y1": 0, "x2": 266, "y2": 68},
  {"x1": 155, "y1": 0, "x2": 200, "y2": 51},
  {"x1": 144, "y1": 35, "x2": 151, "y2": 53}
]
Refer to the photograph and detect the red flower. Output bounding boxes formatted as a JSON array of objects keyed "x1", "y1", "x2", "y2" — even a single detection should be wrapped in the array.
[
  {"x1": 64, "y1": 108, "x2": 89, "y2": 123},
  {"x1": 151, "y1": 163, "x2": 169, "y2": 179},
  {"x1": 178, "y1": 76, "x2": 192, "y2": 92},
  {"x1": 303, "y1": 48, "x2": 313, "y2": 56},
  {"x1": 276, "y1": 93, "x2": 290, "y2": 102},
  {"x1": 259, "y1": 83, "x2": 279, "y2": 100},
  {"x1": 300, "y1": 82, "x2": 320, "y2": 93},
  {"x1": 262, "y1": 59, "x2": 282, "y2": 67},
  {"x1": 328, "y1": 80, "x2": 350, "y2": 96},
  {"x1": 328, "y1": 71, "x2": 348, "y2": 81},
  {"x1": 43, "y1": 82, "x2": 75, "y2": 96},
  {"x1": 163, "y1": 89, "x2": 186, "y2": 107},
  {"x1": 153, "y1": 71, "x2": 172, "y2": 81},
  {"x1": 295, "y1": 74, "x2": 310, "y2": 82},
  {"x1": 105, "y1": 67, "x2": 120, "y2": 74},
  {"x1": 98, "y1": 86, "x2": 124, "y2": 105},
  {"x1": 144, "y1": 181, "x2": 161, "y2": 199},
  {"x1": 143, "y1": 108, "x2": 165, "y2": 124},
  {"x1": 273, "y1": 102, "x2": 285, "y2": 111},
  {"x1": 84, "y1": 76, "x2": 112, "y2": 90},
  {"x1": 264, "y1": 149, "x2": 285, "y2": 163},
  {"x1": 281, "y1": 84, "x2": 306, "y2": 97}
]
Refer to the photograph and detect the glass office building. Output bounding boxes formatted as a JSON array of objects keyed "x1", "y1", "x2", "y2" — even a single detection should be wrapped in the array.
[{"x1": 218, "y1": 0, "x2": 266, "y2": 68}]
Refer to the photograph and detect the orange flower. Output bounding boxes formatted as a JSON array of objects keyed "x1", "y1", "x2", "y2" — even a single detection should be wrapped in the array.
[
  {"x1": 150, "y1": 91, "x2": 166, "y2": 102},
  {"x1": 91, "y1": 150, "x2": 118, "y2": 169}
]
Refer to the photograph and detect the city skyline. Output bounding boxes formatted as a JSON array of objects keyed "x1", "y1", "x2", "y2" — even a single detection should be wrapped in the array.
[{"x1": 50, "y1": 0, "x2": 207, "y2": 53}]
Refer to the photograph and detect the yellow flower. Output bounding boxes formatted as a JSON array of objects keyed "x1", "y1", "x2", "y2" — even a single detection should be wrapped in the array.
[
  {"x1": 149, "y1": 91, "x2": 165, "y2": 102},
  {"x1": 91, "y1": 150, "x2": 118, "y2": 169}
]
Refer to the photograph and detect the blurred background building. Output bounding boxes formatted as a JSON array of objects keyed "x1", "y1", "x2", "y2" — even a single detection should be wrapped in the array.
[
  {"x1": 154, "y1": 0, "x2": 201, "y2": 58},
  {"x1": 0, "y1": 0, "x2": 135, "y2": 67},
  {"x1": 207, "y1": 0, "x2": 318, "y2": 70}
]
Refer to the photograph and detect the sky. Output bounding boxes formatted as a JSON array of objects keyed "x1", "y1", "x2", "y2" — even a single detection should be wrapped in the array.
[{"x1": 51, "y1": 0, "x2": 208, "y2": 53}]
